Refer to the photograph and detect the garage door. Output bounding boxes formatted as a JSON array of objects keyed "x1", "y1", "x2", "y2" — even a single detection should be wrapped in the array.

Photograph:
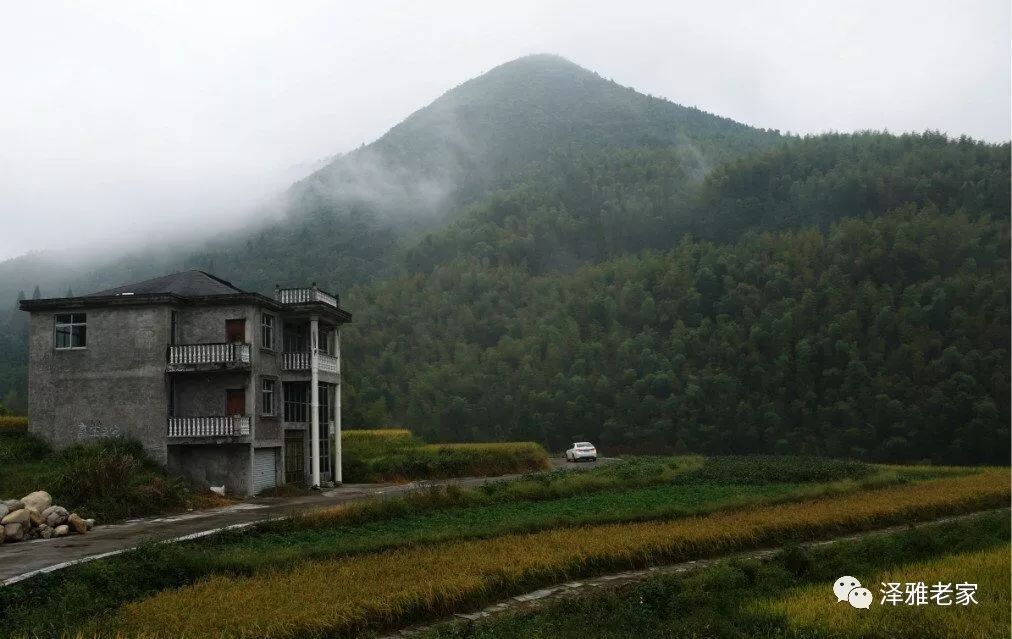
[{"x1": 253, "y1": 448, "x2": 277, "y2": 493}]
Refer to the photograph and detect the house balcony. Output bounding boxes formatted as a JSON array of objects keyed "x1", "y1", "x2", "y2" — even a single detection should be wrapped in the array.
[
  {"x1": 168, "y1": 415, "x2": 251, "y2": 438},
  {"x1": 282, "y1": 351, "x2": 339, "y2": 374},
  {"x1": 167, "y1": 343, "x2": 251, "y2": 372},
  {"x1": 277, "y1": 287, "x2": 338, "y2": 308}
]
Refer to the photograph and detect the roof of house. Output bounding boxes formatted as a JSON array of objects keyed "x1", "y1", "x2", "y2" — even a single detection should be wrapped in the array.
[
  {"x1": 19, "y1": 269, "x2": 351, "y2": 323},
  {"x1": 86, "y1": 270, "x2": 247, "y2": 297}
]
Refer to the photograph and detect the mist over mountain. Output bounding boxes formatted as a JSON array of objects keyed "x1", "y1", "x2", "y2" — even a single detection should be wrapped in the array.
[{"x1": 1, "y1": 54, "x2": 1007, "y2": 464}]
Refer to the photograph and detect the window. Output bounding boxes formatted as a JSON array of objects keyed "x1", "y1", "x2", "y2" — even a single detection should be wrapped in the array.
[
  {"x1": 283, "y1": 382, "x2": 308, "y2": 422},
  {"x1": 170, "y1": 311, "x2": 178, "y2": 345},
  {"x1": 261, "y1": 378, "x2": 276, "y2": 416},
  {"x1": 55, "y1": 313, "x2": 87, "y2": 349},
  {"x1": 261, "y1": 313, "x2": 275, "y2": 350}
]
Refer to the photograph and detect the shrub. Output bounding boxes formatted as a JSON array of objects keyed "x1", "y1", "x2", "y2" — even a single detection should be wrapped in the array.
[
  {"x1": 50, "y1": 438, "x2": 190, "y2": 521},
  {"x1": 0, "y1": 434, "x2": 190, "y2": 521}
]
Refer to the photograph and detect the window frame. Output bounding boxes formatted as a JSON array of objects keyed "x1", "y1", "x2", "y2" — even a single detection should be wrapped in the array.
[
  {"x1": 54, "y1": 313, "x2": 87, "y2": 350},
  {"x1": 261, "y1": 377, "x2": 276, "y2": 417},
  {"x1": 261, "y1": 313, "x2": 275, "y2": 350}
]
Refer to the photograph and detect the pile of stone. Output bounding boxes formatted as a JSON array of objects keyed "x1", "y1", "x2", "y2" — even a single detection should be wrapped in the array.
[{"x1": 0, "y1": 491, "x2": 95, "y2": 543}]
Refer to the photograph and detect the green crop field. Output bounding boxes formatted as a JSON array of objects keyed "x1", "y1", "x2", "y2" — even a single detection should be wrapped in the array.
[{"x1": 2, "y1": 456, "x2": 1005, "y2": 638}]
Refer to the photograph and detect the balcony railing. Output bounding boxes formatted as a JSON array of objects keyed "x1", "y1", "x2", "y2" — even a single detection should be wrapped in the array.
[
  {"x1": 277, "y1": 287, "x2": 338, "y2": 307},
  {"x1": 318, "y1": 353, "x2": 339, "y2": 373},
  {"x1": 168, "y1": 416, "x2": 250, "y2": 438},
  {"x1": 168, "y1": 343, "x2": 251, "y2": 368},
  {"x1": 282, "y1": 351, "x2": 339, "y2": 373}
]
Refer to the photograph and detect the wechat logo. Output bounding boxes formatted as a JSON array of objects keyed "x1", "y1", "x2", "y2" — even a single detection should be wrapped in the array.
[{"x1": 834, "y1": 576, "x2": 872, "y2": 609}]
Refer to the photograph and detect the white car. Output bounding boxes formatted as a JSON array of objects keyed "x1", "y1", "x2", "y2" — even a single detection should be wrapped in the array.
[{"x1": 565, "y1": 441, "x2": 598, "y2": 462}]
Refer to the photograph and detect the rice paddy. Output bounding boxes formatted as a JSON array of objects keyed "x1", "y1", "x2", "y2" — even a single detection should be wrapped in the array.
[
  {"x1": 107, "y1": 469, "x2": 1009, "y2": 638},
  {"x1": 757, "y1": 545, "x2": 1010, "y2": 638}
]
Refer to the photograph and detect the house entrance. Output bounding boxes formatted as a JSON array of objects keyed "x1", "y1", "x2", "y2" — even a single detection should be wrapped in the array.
[{"x1": 285, "y1": 431, "x2": 305, "y2": 484}]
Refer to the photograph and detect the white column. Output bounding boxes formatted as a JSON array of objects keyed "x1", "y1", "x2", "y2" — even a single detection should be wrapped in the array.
[
  {"x1": 335, "y1": 327, "x2": 342, "y2": 484},
  {"x1": 310, "y1": 316, "x2": 320, "y2": 487}
]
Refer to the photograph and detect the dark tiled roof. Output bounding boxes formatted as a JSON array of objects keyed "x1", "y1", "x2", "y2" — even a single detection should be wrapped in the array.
[{"x1": 87, "y1": 270, "x2": 247, "y2": 297}]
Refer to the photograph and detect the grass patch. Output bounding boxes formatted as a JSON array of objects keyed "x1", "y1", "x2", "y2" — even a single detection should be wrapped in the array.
[
  {"x1": 421, "y1": 512, "x2": 1011, "y2": 639},
  {"x1": 0, "y1": 433, "x2": 191, "y2": 521},
  {"x1": 342, "y1": 429, "x2": 549, "y2": 482},
  {"x1": 105, "y1": 470, "x2": 1009, "y2": 638}
]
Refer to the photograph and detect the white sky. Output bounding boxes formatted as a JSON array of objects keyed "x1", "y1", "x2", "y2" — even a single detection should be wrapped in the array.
[{"x1": 0, "y1": 0, "x2": 1008, "y2": 260}]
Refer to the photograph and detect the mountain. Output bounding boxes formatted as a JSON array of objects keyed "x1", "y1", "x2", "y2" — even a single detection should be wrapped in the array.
[
  {"x1": 287, "y1": 54, "x2": 782, "y2": 220},
  {"x1": 0, "y1": 56, "x2": 1008, "y2": 465}
]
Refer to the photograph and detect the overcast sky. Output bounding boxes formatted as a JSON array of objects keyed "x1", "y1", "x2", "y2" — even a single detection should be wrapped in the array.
[{"x1": 0, "y1": 0, "x2": 1008, "y2": 261}]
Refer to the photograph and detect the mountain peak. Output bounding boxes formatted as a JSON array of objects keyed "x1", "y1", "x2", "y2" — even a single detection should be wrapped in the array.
[{"x1": 293, "y1": 53, "x2": 779, "y2": 218}]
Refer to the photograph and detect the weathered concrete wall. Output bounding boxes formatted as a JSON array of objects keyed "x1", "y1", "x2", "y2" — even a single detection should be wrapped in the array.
[
  {"x1": 167, "y1": 444, "x2": 252, "y2": 495},
  {"x1": 175, "y1": 304, "x2": 256, "y2": 345},
  {"x1": 255, "y1": 308, "x2": 281, "y2": 445},
  {"x1": 27, "y1": 305, "x2": 171, "y2": 462},
  {"x1": 173, "y1": 372, "x2": 249, "y2": 417}
]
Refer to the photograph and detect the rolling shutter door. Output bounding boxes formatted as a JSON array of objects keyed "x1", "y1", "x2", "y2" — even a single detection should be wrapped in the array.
[{"x1": 253, "y1": 448, "x2": 277, "y2": 493}]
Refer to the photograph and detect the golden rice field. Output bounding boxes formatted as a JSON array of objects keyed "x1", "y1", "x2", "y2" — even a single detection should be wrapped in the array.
[
  {"x1": 342, "y1": 428, "x2": 414, "y2": 439},
  {"x1": 107, "y1": 469, "x2": 1008, "y2": 638},
  {"x1": 342, "y1": 428, "x2": 549, "y2": 481},
  {"x1": 0, "y1": 415, "x2": 28, "y2": 432},
  {"x1": 757, "y1": 544, "x2": 1010, "y2": 639}
]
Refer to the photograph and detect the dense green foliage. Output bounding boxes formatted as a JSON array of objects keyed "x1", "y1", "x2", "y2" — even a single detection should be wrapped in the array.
[
  {"x1": 0, "y1": 56, "x2": 1007, "y2": 465},
  {"x1": 348, "y1": 207, "x2": 1009, "y2": 463},
  {"x1": 423, "y1": 512, "x2": 1010, "y2": 639},
  {"x1": 0, "y1": 433, "x2": 190, "y2": 521}
]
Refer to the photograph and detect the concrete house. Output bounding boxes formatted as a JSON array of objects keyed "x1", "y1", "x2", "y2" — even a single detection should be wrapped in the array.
[{"x1": 18, "y1": 270, "x2": 351, "y2": 496}]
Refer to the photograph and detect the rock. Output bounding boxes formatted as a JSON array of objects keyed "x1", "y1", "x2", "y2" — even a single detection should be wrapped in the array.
[
  {"x1": 3, "y1": 500, "x2": 24, "y2": 512},
  {"x1": 85, "y1": 518, "x2": 95, "y2": 530},
  {"x1": 29, "y1": 510, "x2": 45, "y2": 528},
  {"x1": 0, "y1": 524, "x2": 4, "y2": 544},
  {"x1": 21, "y1": 491, "x2": 52, "y2": 514},
  {"x1": 67, "y1": 513, "x2": 88, "y2": 534},
  {"x1": 2, "y1": 509, "x2": 29, "y2": 526},
  {"x1": 0, "y1": 504, "x2": 8, "y2": 520},
  {"x1": 4, "y1": 522, "x2": 24, "y2": 542},
  {"x1": 44, "y1": 506, "x2": 68, "y2": 528},
  {"x1": 54, "y1": 525, "x2": 69, "y2": 537},
  {"x1": 40, "y1": 525, "x2": 53, "y2": 540}
]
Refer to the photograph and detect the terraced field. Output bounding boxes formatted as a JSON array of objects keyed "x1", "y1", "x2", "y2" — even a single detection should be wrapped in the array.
[{"x1": 1, "y1": 456, "x2": 1005, "y2": 638}]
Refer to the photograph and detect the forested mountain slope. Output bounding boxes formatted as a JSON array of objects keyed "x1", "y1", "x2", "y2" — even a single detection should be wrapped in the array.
[
  {"x1": 0, "y1": 57, "x2": 1008, "y2": 465},
  {"x1": 349, "y1": 210, "x2": 1009, "y2": 463},
  {"x1": 0, "y1": 54, "x2": 781, "y2": 409}
]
